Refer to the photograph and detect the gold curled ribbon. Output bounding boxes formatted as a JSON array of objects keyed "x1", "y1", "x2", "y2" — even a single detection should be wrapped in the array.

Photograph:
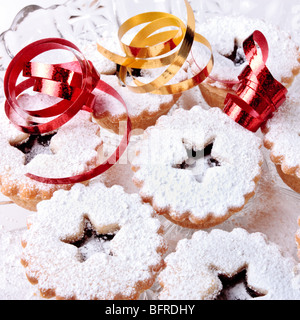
[{"x1": 97, "y1": 0, "x2": 214, "y2": 95}]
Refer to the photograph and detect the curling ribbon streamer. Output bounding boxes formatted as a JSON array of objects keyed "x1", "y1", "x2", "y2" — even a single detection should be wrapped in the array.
[
  {"x1": 97, "y1": 0, "x2": 214, "y2": 95},
  {"x1": 4, "y1": 38, "x2": 131, "y2": 185},
  {"x1": 223, "y1": 30, "x2": 288, "y2": 132}
]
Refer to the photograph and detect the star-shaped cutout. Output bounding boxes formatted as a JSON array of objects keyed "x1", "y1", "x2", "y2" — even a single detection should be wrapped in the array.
[
  {"x1": 175, "y1": 143, "x2": 221, "y2": 183},
  {"x1": 216, "y1": 269, "x2": 266, "y2": 300},
  {"x1": 15, "y1": 133, "x2": 56, "y2": 165},
  {"x1": 66, "y1": 218, "x2": 117, "y2": 263}
]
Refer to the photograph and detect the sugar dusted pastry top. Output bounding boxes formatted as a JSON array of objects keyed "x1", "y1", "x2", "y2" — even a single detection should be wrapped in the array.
[
  {"x1": 263, "y1": 97, "x2": 300, "y2": 176},
  {"x1": 21, "y1": 180, "x2": 166, "y2": 300},
  {"x1": 0, "y1": 93, "x2": 102, "y2": 192},
  {"x1": 93, "y1": 74, "x2": 180, "y2": 119},
  {"x1": 189, "y1": 15, "x2": 300, "y2": 87},
  {"x1": 132, "y1": 106, "x2": 263, "y2": 225},
  {"x1": 159, "y1": 228, "x2": 300, "y2": 300}
]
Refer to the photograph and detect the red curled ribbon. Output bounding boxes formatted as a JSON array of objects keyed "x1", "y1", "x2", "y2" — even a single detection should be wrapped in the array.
[
  {"x1": 223, "y1": 30, "x2": 288, "y2": 132},
  {"x1": 4, "y1": 38, "x2": 131, "y2": 185}
]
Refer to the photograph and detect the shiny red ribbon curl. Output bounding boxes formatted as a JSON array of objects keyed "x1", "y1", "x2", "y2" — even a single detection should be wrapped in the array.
[
  {"x1": 223, "y1": 30, "x2": 288, "y2": 132},
  {"x1": 4, "y1": 38, "x2": 132, "y2": 185}
]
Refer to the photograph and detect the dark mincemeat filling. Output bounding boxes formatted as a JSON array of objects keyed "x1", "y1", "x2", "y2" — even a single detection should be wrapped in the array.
[
  {"x1": 223, "y1": 39, "x2": 246, "y2": 66},
  {"x1": 67, "y1": 219, "x2": 117, "y2": 262},
  {"x1": 71, "y1": 226, "x2": 116, "y2": 249},
  {"x1": 216, "y1": 269, "x2": 265, "y2": 300},
  {"x1": 177, "y1": 143, "x2": 221, "y2": 171},
  {"x1": 15, "y1": 133, "x2": 56, "y2": 165}
]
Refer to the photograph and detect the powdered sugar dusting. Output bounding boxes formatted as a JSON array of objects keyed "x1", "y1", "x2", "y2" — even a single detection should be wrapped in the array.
[
  {"x1": 263, "y1": 96, "x2": 300, "y2": 174},
  {"x1": 0, "y1": 106, "x2": 29, "y2": 144},
  {"x1": 132, "y1": 106, "x2": 263, "y2": 225},
  {"x1": 0, "y1": 93, "x2": 102, "y2": 193},
  {"x1": 159, "y1": 228, "x2": 300, "y2": 300},
  {"x1": 189, "y1": 15, "x2": 300, "y2": 88},
  {"x1": 21, "y1": 180, "x2": 166, "y2": 300},
  {"x1": 93, "y1": 74, "x2": 178, "y2": 118},
  {"x1": 0, "y1": 226, "x2": 41, "y2": 300}
]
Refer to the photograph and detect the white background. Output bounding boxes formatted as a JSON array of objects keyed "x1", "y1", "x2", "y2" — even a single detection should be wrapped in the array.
[{"x1": 0, "y1": 0, "x2": 66, "y2": 33}]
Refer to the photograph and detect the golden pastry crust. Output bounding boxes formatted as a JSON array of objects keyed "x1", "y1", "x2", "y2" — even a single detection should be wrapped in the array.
[
  {"x1": 275, "y1": 165, "x2": 300, "y2": 194},
  {"x1": 198, "y1": 82, "x2": 236, "y2": 109},
  {"x1": 1, "y1": 181, "x2": 63, "y2": 212}
]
